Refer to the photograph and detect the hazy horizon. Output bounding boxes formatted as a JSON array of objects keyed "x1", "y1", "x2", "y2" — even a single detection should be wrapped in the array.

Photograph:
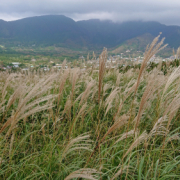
[
  {"x1": 0, "y1": 0, "x2": 180, "y2": 26},
  {"x1": 0, "y1": 14, "x2": 180, "y2": 28}
]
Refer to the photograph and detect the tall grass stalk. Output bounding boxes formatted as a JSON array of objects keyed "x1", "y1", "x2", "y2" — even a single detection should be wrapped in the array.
[{"x1": 0, "y1": 35, "x2": 180, "y2": 179}]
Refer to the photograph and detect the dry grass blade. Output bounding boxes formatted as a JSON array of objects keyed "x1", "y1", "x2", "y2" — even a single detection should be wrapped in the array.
[
  {"x1": 116, "y1": 73, "x2": 121, "y2": 87},
  {"x1": 79, "y1": 81, "x2": 95, "y2": 106},
  {"x1": 0, "y1": 100, "x2": 6, "y2": 113},
  {"x1": 1, "y1": 92, "x2": 56, "y2": 135},
  {"x1": 161, "y1": 66, "x2": 180, "y2": 102},
  {"x1": 166, "y1": 96, "x2": 180, "y2": 117},
  {"x1": 101, "y1": 114, "x2": 129, "y2": 143},
  {"x1": 64, "y1": 168, "x2": 100, "y2": 180},
  {"x1": 162, "y1": 86, "x2": 180, "y2": 122},
  {"x1": 77, "y1": 103, "x2": 87, "y2": 119},
  {"x1": 9, "y1": 128, "x2": 16, "y2": 156},
  {"x1": 103, "y1": 83, "x2": 112, "y2": 94},
  {"x1": 1, "y1": 74, "x2": 15, "y2": 99},
  {"x1": 69, "y1": 105, "x2": 89, "y2": 143},
  {"x1": 134, "y1": 35, "x2": 167, "y2": 95},
  {"x1": 105, "y1": 87, "x2": 119, "y2": 107},
  {"x1": 61, "y1": 133, "x2": 93, "y2": 160},
  {"x1": 17, "y1": 74, "x2": 57, "y2": 110},
  {"x1": 114, "y1": 130, "x2": 135, "y2": 144},
  {"x1": 3, "y1": 103, "x2": 54, "y2": 137},
  {"x1": 98, "y1": 48, "x2": 107, "y2": 103},
  {"x1": 57, "y1": 70, "x2": 69, "y2": 103},
  {"x1": 165, "y1": 134, "x2": 180, "y2": 145},
  {"x1": 6, "y1": 85, "x2": 23, "y2": 109},
  {"x1": 114, "y1": 81, "x2": 137, "y2": 120},
  {"x1": 70, "y1": 68, "x2": 80, "y2": 99},
  {"x1": 62, "y1": 96, "x2": 71, "y2": 115},
  {"x1": 176, "y1": 46, "x2": 180, "y2": 59},
  {"x1": 19, "y1": 103, "x2": 54, "y2": 120},
  {"x1": 111, "y1": 166, "x2": 129, "y2": 180},
  {"x1": 105, "y1": 87, "x2": 119, "y2": 115},
  {"x1": 0, "y1": 75, "x2": 57, "y2": 135},
  {"x1": 20, "y1": 94, "x2": 57, "y2": 113},
  {"x1": 59, "y1": 59, "x2": 67, "y2": 73},
  {"x1": 148, "y1": 116, "x2": 168, "y2": 138},
  {"x1": 134, "y1": 73, "x2": 161, "y2": 131},
  {"x1": 123, "y1": 131, "x2": 148, "y2": 159}
]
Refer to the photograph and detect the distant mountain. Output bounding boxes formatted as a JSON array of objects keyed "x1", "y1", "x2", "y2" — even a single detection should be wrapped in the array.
[
  {"x1": 0, "y1": 15, "x2": 180, "y2": 50},
  {"x1": 111, "y1": 33, "x2": 155, "y2": 54},
  {"x1": 0, "y1": 15, "x2": 88, "y2": 48}
]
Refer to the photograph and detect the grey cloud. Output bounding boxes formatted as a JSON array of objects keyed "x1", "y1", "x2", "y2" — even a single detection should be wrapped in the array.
[{"x1": 0, "y1": 0, "x2": 180, "y2": 25}]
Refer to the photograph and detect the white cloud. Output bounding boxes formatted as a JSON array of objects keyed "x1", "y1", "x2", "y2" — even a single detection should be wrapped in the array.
[{"x1": 0, "y1": 0, "x2": 180, "y2": 25}]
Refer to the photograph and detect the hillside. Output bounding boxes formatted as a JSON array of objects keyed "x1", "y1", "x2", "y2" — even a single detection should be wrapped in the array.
[
  {"x1": 0, "y1": 15, "x2": 180, "y2": 50},
  {"x1": 111, "y1": 33, "x2": 155, "y2": 54},
  {"x1": 1, "y1": 41, "x2": 180, "y2": 179},
  {"x1": 0, "y1": 15, "x2": 88, "y2": 48}
]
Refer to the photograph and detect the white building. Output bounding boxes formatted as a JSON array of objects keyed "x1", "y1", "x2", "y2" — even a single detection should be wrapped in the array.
[{"x1": 12, "y1": 62, "x2": 20, "y2": 68}]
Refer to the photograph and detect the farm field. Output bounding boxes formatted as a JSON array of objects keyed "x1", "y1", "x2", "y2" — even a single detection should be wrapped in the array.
[{"x1": 0, "y1": 36, "x2": 180, "y2": 179}]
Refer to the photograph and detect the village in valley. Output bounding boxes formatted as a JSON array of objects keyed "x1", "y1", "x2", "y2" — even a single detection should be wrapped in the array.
[{"x1": 0, "y1": 48, "x2": 177, "y2": 72}]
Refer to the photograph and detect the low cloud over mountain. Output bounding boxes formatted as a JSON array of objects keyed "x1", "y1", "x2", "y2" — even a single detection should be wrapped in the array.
[
  {"x1": 0, "y1": 0, "x2": 180, "y2": 25},
  {"x1": 0, "y1": 15, "x2": 180, "y2": 50}
]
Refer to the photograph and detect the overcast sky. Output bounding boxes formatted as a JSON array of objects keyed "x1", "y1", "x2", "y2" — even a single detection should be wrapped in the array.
[{"x1": 0, "y1": 0, "x2": 180, "y2": 25}]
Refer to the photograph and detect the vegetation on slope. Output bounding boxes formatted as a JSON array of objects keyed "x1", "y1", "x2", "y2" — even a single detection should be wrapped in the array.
[
  {"x1": 0, "y1": 36, "x2": 180, "y2": 179},
  {"x1": 1, "y1": 15, "x2": 180, "y2": 50}
]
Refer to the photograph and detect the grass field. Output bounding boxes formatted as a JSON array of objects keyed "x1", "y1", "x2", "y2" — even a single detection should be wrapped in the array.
[{"x1": 0, "y1": 35, "x2": 180, "y2": 179}]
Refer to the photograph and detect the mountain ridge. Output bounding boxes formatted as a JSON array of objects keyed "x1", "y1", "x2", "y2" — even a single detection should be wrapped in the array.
[{"x1": 0, "y1": 15, "x2": 180, "y2": 50}]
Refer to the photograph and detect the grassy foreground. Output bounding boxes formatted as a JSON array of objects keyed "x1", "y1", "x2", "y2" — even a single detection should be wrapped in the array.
[{"x1": 0, "y1": 36, "x2": 180, "y2": 179}]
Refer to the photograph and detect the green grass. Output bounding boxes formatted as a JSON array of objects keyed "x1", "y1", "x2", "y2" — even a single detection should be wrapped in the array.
[{"x1": 0, "y1": 37, "x2": 180, "y2": 179}]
